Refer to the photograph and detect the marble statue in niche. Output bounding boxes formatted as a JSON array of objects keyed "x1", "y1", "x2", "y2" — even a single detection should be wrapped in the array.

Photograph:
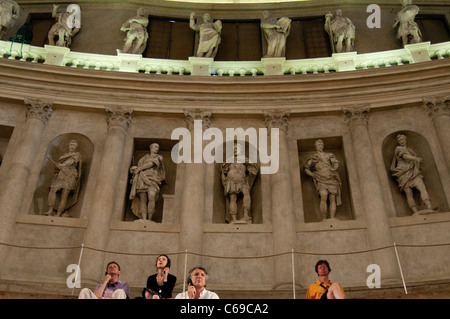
[
  {"x1": 129, "y1": 143, "x2": 166, "y2": 221},
  {"x1": 324, "y1": 9, "x2": 356, "y2": 53},
  {"x1": 390, "y1": 133, "x2": 436, "y2": 215},
  {"x1": 189, "y1": 12, "x2": 222, "y2": 58},
  {"x1": 393, "y1": 0, "x2": 422, "y2": 46},
  {"x1": 47, "y1": 3, "x2": 81, "y2": 47},
  {"x1": 260, "y1": 10, "x2": 291, "y2": 58},
  {"x1": 221, "y1": 143, "x2": 259, "y2": 224},
  {"x1": 45, "y1": 139, "x2": 82, "y2": 217},
  {"x1": 0, "y1": 0, "x2": 20, "y2": 40},
  {"x1": 120, "y1": 7, "x2": 149, "y2": 55},
  {"x1": 304, "y1": 139, "x2": 342, "y2": 221}
]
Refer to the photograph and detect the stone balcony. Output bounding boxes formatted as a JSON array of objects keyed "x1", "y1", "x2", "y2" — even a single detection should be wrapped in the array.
[{"x1": 1, "y1": 40, "x2": 449, "y2": 76}]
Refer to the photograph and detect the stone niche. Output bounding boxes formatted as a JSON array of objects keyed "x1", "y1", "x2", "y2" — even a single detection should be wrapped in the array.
[
  {"x1": 298, "y1": 136, "x2": 354, "y2": 223},
  {"x1": 124, "y1": 138, "x2": 178, "y2": 223},
  {"x1": 0, "y1": 124, "x2": 14, "y2": 165},
  {"x1": 382, "y1": 130, "x2": 449, "y2": 217},
  {"x1": 212, "y1": 141, "x2": 263, "y2": 224},
  {"x1": 31, "y1": 133, "x2": 93, "y2": 218}
]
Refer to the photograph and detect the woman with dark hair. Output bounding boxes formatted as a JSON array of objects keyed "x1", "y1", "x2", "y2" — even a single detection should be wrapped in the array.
[{"x1": 142, "y1": 254, "x2": 177, "y2": 299}]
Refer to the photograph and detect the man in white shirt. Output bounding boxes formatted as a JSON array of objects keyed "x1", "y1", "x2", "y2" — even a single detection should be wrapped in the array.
[{"x1": 175, "y1": 266, "x2": 219, "y2": 299}]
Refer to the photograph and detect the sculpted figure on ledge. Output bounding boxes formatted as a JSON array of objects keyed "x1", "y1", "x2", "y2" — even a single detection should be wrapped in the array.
[
  {"x1": 221, "y1": 143, "x2": 258, "y2": 224},
  {"x1": 260, "y1": 10, "x2": 291, "y2": 58},
  {"x1": 45, "y1": 140, "x2": 82, "y2": 217},
  {"x1": 120, "y1": 7, "x2": 149, "y2": 55},
  {"x1": 129, "y1": 143, "x2": 166, "y2": 221},
  {"x1": 47, "y1": 4, "x2": 81, "y2": 47},
  {"x1": 390, "y1": 134, "x2": 436, "y2": 215},
  {"x1": 304, "y1": 139, "x2": 342, "y2": 221},
  {"x1": 0, "y1": 0, "x2": 20, "y2": 40},
  {"x1": 393, "y1": 0, "x2": 422, "y2": 46},
  {"x1": 190, "y1": 12, "x2": 222, "y2": 58},
  {"x1": 324, "y1": 9, "x2": 356, "y2": 53}
]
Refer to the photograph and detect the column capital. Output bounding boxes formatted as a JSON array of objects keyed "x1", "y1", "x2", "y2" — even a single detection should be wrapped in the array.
[
  {"x1": 24, "y1": 97, "x2": 53, "y2": 124},
  {"x1": 105, "y1": 105, "x2": 133, "y2": 133},
  {"x1": 263, "y1": 110, "x2": 290, "y2": 134},
  {"x1": 183, "y1": 108, "x2": 211, "y2": 131},
  {"x1": 342, "y1": 104, "x2": 370, "y2": 130},
  {"x1": 423, "y1": 95, "x2": 450, "y2": 119}
]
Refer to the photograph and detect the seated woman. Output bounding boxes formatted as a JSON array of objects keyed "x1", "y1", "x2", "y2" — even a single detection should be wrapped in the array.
[{"x1": 142, "y1": 254, "x2": 177, "y2": 299}]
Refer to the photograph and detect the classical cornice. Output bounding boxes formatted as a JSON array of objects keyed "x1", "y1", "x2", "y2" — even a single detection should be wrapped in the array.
[{"x1": 1, "y1": 57, "x2": 450, "y2": 116}]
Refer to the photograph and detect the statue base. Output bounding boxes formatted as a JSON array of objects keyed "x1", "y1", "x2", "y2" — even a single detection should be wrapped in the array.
[
  {"x1": 413, "y1": 207, "x2": 439, "y2": 216},
  {"x1": 134, "y1": 218, "x2": 156, "y2": 223},
  {"x1": 229, "y1": 219, "x2": 252, "y2": 225}
]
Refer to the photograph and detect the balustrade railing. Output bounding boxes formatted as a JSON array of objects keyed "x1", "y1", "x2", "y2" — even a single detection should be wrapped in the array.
[{"x1": 1, "y1": 40, "x2": 449, "y2": 76}]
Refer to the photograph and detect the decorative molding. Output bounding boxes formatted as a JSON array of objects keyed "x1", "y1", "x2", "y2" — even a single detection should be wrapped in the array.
[
  {"x1": 423, "y1": 95, "x2": 450, "y2": 120},
  {"x1": 3, "y1": 40, "x2": 448, "y2": 76},
  {"x1": 184, "y1": 108, "x2": 212, "y2": 130},
  {"x1": 263, "y1": 110, "x2": 290, "y2": 134},
  {"x1": 342, "y1": 104, "x2": 370, "y2": 130},
  {"x1": 105, "y1": 105, "x2": 133, "y2": 133},
  {"x1": 1, "y1": 56, "x2": 449, "y2": 114},
  {"x1": 24, "y1": 97, "x2": 53, "y2": 124}
]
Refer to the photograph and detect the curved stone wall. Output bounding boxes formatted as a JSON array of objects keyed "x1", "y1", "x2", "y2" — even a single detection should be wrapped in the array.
[{"x1": 0, "y1": 1, "x2": 449, "y2": 298}]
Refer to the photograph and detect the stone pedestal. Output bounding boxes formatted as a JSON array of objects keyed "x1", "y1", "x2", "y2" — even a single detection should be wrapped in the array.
[
  {"x1": 333, "y1": 52, "x2": 357, "y2": 72},
  {"x1": 261, "y1": 57, "x2": 285, "y2": 76},
  {"x1": 405, "y1": 42, "x2": 431, "y2": 63},
  {"x1": 117, "y1": 50, "x2": 141, "y2": 72},
  {"x1": 44, "y1": 45, "x2": 70, "y2": 66},
  {"x1": 189, "y1": 57, "x2": 213, "y2": 76}
]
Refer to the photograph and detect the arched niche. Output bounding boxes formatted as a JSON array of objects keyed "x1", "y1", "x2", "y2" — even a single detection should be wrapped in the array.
[
  {"x1": 382, "y1": 130, "x2": 449, "y2": 217},
  {"x1": 32, "y1": 133, "x2": 93, "y2": 218},
  {"x1": 0, "y1": 124, "x2": 14, "y2": 166},
  {"x1": 212, "y1": 140, "x2": 263, "y2": 224},
  {"x1": 124, "y1": 138, "x2": 178, "y2": 223},
  {"x1": 298, "y1": 136, "x2": 354, "y2": 223}
]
